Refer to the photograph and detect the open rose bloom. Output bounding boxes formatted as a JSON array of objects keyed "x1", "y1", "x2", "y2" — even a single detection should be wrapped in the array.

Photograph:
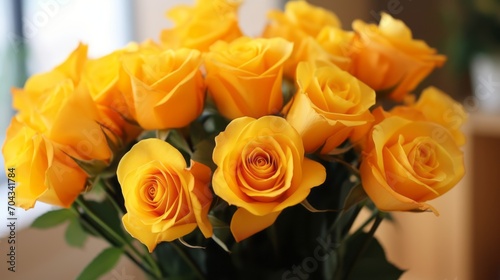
[{"x1": 2, "y1": 1, "x2": 466, "y2": 279}]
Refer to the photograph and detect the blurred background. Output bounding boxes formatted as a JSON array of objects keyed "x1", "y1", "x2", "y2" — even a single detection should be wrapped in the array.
[{"x1": 0, "y1": 0, "x2": 499, "y2": 279}]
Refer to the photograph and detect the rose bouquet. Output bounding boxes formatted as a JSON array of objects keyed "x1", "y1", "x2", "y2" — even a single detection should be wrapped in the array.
[{"x1": 2, "y1": 1, "x2": 466, "y2": 279}]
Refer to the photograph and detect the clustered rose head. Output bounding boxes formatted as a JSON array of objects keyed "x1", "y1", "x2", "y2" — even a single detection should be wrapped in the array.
[
  {"x1": 286, "y1": 60, "x2": 375, "y2": 154},
  {"x1": 359, "y1": 88, "x2": 466, "y2": 214},
  {"x1": 2, "y1": 0, "x2": 466, "y2": 250},
  {"x1": 3, "y1": 44, "x2": 130, "y2": 209},
  {"x1": 117, "y1": 139, "x2": 213, "y2": 252},
  {"x1": 212, "y1": 116, "x2": 326, "y2": 241},
  {"x1": 349, "y1": 13, "x2": 446, "y2": 101},
  {"x1": 205, "y1": 37, "x2": 293, "y2": 119}
]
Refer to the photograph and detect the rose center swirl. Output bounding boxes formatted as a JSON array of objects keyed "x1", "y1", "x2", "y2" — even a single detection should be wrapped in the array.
[
  {"x1": 246, "y1": 148, "x2": 277, "y2": 178},
  {"x1": 236, "y1": 142, "x2": 290, "y2": 203}
]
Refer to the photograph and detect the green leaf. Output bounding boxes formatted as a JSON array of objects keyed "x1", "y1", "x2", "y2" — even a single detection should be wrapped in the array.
[
  {"x1": 301, "y1": 199, "x2": 338, "y2": 212},
  {"x1": 66, "y1": 154, "x2": 109, "y2": 178},
  {"x1": 85, "y1": 199, "x2": 126, "y2": 239},
  {"x1": 77, "y1": 247, "x2": 123, "y2": 280},
  {"x1": 211, "y1": 234, "x2": 231, "y2": 253},
  {"x1": 343, "y1": 233, "x2": 405, "y2": 280},
  {"x1": 154, "y1": 242, "x2": 197, "y2": 279},
  {"x1": 100, "y1": 125, "x2": 124, "y2": 159},
  {"x1": 179, "y1": 237, "x2": 205, "y2": 249},
  {"x1": 167, "y1": 129, "x2": 193, "y2": 156},
  {"x1": 208, "y1": 214, "x2": 229, "y2": 229},
  {"x1": 86, "y1": 177, "x2": 106, "y2": 196},
  {"x1": 156, "y1": 129, "x2": 171, "y2": 141},
  {"x1": 203, "y1": 112, "x2": 229, "y2": 135},
  {"x1": 282, "y1": 77, "x2": 295, "y2": 106},
  {"x1": 325, "y1": 144, "x2": 354, "y2": 155},
  {"x1": 192, "y1": 139, "x2": 217, "y2": 171},
  {"x1": 189, "y1": 120, "x2": 208, "y2": 146},
  {"x1": 137, "y1": 130, "x2": 156, "y2": 140},
  {"x1": 65, "y1": 219, "x2": 88, "y2": 248},
  {"x1": 342, "y1": 184, "x2": 367, "y2": 211},
  {"x1": 31, "y1": 209, "x2": 75, "y2": 229}
]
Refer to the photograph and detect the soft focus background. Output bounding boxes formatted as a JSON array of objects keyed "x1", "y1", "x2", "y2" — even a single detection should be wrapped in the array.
[{"x1": 0, "y1": 0, "x2": 499, "y2": 279}]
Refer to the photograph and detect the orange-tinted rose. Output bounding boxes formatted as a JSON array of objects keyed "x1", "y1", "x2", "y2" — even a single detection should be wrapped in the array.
[
  {"x1": 263, "y1": 1, "x2": 348, "y2": 78},
  {"x1": 315, "y1": 26, "x2": 354, "y2": 62},
  {"x1": 360, "y1": 116, "x2": 464, "y2": 214},
  {"x1": 212, "y1": 116, "x2": 326, "y2": 241},
  {"x1": 81, "y1": 45, "x2": 144, "y2": 144},
  {"x1": 81, "y1": 46, "x2": 135, "y2": 120},
  {"x1": 12, "y1": 43, "x2": 87, "y2": 123},
  {"x1": 205, "y1": 37, "x2": 293, "y2": 119},
  {"x1": 117, "y1": 138, "x2": 213, "y2": 252},
  {"x1": 3, "y1": 118, "x2": 87, "y2": 209},
  {"x1": 349, "y1": 13, "x2": 446, "y2": 101},
  {"x1": 391, "y1": 87, "x2": 467, "y2": 146},
  {"x1": 121, "y1": 47, "x2": 205, "y2": 130},
  {"x1": 160, "y1": 0, "x2": 243, "y2": 52},
  {"x1": 268, "y1": 0, "x2": 341, "y2": 38},
  {"x1": 1, "y1": 44, "x2": 135, "y2": 209},
  {"x1": 286, "y1": 61, "x2": 375, "y2": 153},
  {"x1": 13, "y1": 81, "x2": 113, "y2": 162}
]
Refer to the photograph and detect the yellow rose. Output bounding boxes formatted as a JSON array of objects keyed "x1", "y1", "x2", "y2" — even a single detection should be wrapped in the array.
[
  {"x1": 114, "y1": 41, "x2": 163, "y2": 119},
  {"x1": 117, "y1": 138, "x2": 213, "y2": 252},
  {"x1": 271, "y1": 0, "x2": 341, "y2": 38},
  {"x1": 205, "y1": 37, "x2": 293, "y2": 119},
  {"x1": 121, "y1": 47, "x2": 205, "y2": 130},
  {"x1": 315, "y1": 26, "x2": 354, "y2": 61},
  {"x1": 96, "y1": 104, "x2": 142, "y2": 146},
  {"x1": 349, "y1": 13, "x2": 446, "y2": 101},
  {"x1": 13, "y1": 80, "x2": 114, "y2": 162},
  {"x1": 212, "y1": 116, "x2": 326, "y2": 241},
  {"x1": 160, "y1": 0, "x2": 243, "y2": 52},
  {"x1": 263, "y1": 1, "x2": 347, "y2": 78},
  {"x1": 12, "y1": 43, "x2": 87, "y2": 115},
  {"x1": 81, "y1": 46, "x2": 136, "y2": 120},
  {"x1": 349, "y1": 106, "x2": 390, "y2": 151},
  {"x1": 80, "y1": 45, "x2": 143, "y2": 144},
  {"x1": 3, "y1": 118, "x2": 87, "y2": 209},
  {"x1": 391, "y1": 87, "x2": 467, "y2": 146},
  {"x1": 1, "y1": 43, "x2": 141, "y2": 208},
  {"x1": 11, "y1": 43, "x2": 125, "y2": 163},
  {"x1": 360, "y1": 116, "x2": 464, "y2": 214},
  {"x1": 286, "y1": 61, "x2": 375, "y2": 153}
]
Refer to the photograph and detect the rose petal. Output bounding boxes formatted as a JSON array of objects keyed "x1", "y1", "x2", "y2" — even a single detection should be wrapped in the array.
[
  {"x1": 188, "y1": 160, "x2": 213, "y2": 238},
  {"x1": 230, "y1": 208, "x2": 281, "y2": 242},
  {"x1": 117, "y1": 139, "x2": 187, "y2": 187},
  {"x1": 360, "y1": 157, "x2": 436, "y2": 213}
]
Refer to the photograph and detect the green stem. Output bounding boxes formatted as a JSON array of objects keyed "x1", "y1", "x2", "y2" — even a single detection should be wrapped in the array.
[
  {"x1": 171, "y1": 241, "x2": 207, "y2": 280},
  {"x1": 101, "y1": 178, "x2": 125, "y2": 215},
  {"x1": 75, "y1": 197, "x2": 163, "y2": 279},
  {"x1": 267, "y1": 224, "x2": 280, "y2": 261},
  {"x1": 326, "y1": 203, "x2": 353, "y2": 236},
  {"x1": 342, "y1": 205, "x2": 363, "y2": 236},
  {"x1": 333, "y1": 209, "x2": 380, "y2": 280},
  {"x1": 71, "y1": 204, "x2": 158, "y2": 279},
  {"x1": 101, "y1": 179, "x2": 161, "y2": 277},
  {"x1": 320, "y1": 155, "x2": 360, "y2": 177},
  {"x1": 75, "y1": 197, "x2": 133, "y2": 250},
  {"x1": 141, "y1": 244, "x2": 163, "y2": 279},
  {"x1": 84, "y1": 215, "x2": 155, "y2": 277},
  {"x1": 343, "y1": 209, "x2": 379, "y2": 243},
  {"x1": 344, "y1": 212, "x2": 385, "y2": 279}
]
